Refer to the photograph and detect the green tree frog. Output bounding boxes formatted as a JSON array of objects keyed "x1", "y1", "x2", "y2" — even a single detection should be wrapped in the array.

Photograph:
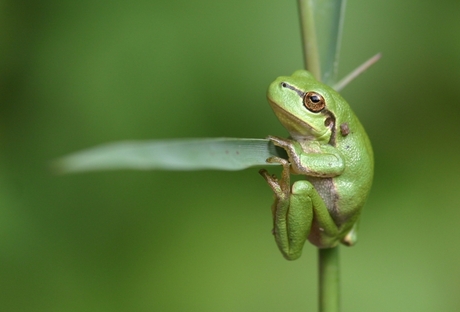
[{"x1": 259, "y1": 70, "x2": 373, "y2": 260}]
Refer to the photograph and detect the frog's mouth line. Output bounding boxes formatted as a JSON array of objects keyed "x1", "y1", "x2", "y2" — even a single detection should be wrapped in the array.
[
  {"x1": 267, "y1": 97, "x2": 337, "y2": 145},
  {"x1": 267, "y1": 98, "x2": 317, "y2": 137}
]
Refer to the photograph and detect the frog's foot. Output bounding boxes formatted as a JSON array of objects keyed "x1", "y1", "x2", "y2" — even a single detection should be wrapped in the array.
[
  {"x1": 259, "y1": 169, "x2": 283, "y2": 198},
  {"x1": 259, "y1": 156, "x2": 291, "y2": 196},
  {"x1": 267, "y1": 135, "x2": 293, "y2": 150},
  {"x1": 259, "y1": 157, "x2": 292, "y2": 240},
  {"x1": 266, "y1": 136, "x2": 304, "y2": 171},
  {"x1": 259, "y1": 156, "x2": 291, "y2": 229},
  {"x1": 340, "y1": 221, "x2": 359, "y2": 246}
]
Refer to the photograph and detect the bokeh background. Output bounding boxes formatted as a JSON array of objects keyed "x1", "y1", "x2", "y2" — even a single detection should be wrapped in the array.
[{"x1": 1, "y1": 0, "x2": 460, "y2": 311}]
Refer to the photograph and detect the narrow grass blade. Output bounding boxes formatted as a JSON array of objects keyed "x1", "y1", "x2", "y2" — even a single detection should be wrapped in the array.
[
  {"x1": 54, "y1": 138, "x2": 287, "y2": 174},
  {"x1": 333, "y1": 53, "x2": 382, "y2": 91}
]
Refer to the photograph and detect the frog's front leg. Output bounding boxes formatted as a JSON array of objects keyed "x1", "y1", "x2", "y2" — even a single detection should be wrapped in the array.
[
  {"x1": 259, "y1": 157, "x2": 310, "y2": 260},
  {"x1": 260, "y1": 157, "x2": 340, "y2": 259},
  {"x1": 267, "y1": 135, "x2": 345, "y2": 177}
]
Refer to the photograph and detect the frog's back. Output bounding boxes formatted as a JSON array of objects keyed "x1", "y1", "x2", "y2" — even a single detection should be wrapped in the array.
[{"x1": 332, "y1": 109, "x2": 374, "y2": 224}]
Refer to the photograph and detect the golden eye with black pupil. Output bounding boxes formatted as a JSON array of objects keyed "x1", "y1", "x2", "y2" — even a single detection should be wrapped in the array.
[{"x1": 303, "y1": 92, "x2": 325, "y2": 112}]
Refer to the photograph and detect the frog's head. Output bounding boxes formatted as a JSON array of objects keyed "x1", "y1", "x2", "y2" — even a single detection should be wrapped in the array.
[{"x1": 267, "y1": 70, "x2": 347, "y2": 143}]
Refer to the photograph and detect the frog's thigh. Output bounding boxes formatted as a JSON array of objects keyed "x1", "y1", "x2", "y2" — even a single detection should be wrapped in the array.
[
  {"x1": 291, "y1": 180, "x2": 338, "y2": 238},
  {"x1": 285, "y1": 181, "x2": 314, "y2": 244},
  {"x1": 273, "y1": 180, "x2": 314, "y2": 259}
]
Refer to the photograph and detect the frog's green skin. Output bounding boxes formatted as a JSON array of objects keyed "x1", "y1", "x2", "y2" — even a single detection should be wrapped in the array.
[{"x1": 259, "y1": 70, "x2": 373, "y2": 260}]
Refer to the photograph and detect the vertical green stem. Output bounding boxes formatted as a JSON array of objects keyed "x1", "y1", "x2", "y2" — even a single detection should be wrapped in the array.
[
  {"x1": 297, "y1": 0, "x2": 346, "y2": 85},
  {"x1": 297, "y1": 0, "x2": 321, "y2": 80},
  {"x1": 297, "y1": 1, "x2": 343, "y2": 311},
  {"x1": 318, "y1": 247, "x2": 340, "y2": 312}
]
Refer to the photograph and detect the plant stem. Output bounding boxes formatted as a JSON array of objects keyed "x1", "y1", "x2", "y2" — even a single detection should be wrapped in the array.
[
  {"x1": 297, "y1": 2, "x2": 343, "y2": 311},
  {"x1": 298, "y1": 0, "x2": 346, "y2": 84},
  {"x1": 318, "y1": 247, "x2": 340, "y2": 312},
  {"x1": 297, "y1": 0, "x2": 321, "y2": 80}
]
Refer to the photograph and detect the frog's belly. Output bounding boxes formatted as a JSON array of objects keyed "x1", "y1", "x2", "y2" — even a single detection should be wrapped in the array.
[{"x1": 306, "y1": 176, "x2": 341, "y2": 223}]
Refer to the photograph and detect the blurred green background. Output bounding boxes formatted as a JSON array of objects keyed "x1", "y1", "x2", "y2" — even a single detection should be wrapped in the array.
[{"x1": 1, "y1": 0, "x2": 460, "y2": 311}]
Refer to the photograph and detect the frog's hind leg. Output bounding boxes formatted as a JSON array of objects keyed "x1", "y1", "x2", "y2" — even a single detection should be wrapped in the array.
[
  {"x1": 260, "y1": 157, "x2": 313, "y2": 260},
  {"x1": 291, "y1": 180, "x2": 340, "y2": 248},
  {"x1": 341, "y1": 219, "x2": 359, "y2": 246}
]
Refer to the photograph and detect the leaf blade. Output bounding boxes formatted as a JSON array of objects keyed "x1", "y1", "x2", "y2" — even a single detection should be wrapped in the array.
[{"x1": 54, "y1": 138, "x2": 286, "y2": 174}]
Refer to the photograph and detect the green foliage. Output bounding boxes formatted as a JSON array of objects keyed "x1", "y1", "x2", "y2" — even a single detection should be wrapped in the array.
[
  {"x1": 55, "y1": 138, "x2": 284, "y2": 173},
  {"x1": 298, "y1": 0, "x2": 346, "y2": 84},
  {"x1": 1, "y1": 0, "x2": 460, "y2": 311}
]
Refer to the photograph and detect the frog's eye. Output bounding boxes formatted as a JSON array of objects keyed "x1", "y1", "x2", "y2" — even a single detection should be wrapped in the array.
[{"x1": 303, "y1": 92, "x2": 325, "y2": 112}]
